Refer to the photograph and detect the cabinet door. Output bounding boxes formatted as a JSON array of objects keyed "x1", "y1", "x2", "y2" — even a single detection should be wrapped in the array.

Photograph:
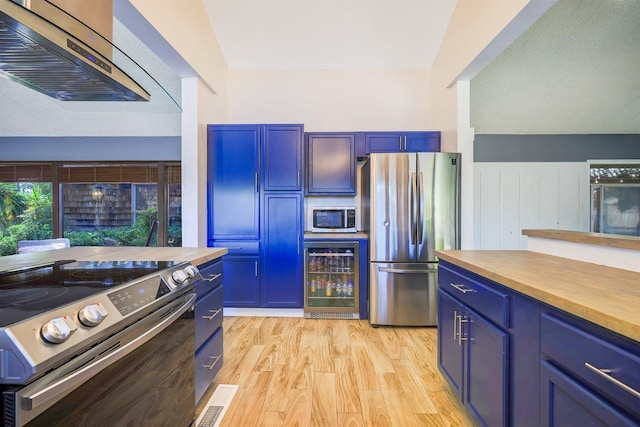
[
  {"x1": 404, "y1": 131, "x2": 441, "y2": 152},
  {"x1": 262, "y1": 193, "x2": 303, "y2": 307},
  {"x1": 263, "y1": 124, "x2": 303, "y2": 191},
  {"x1": 466, "y1": 308, "x2": 509, "y2": 427},
  {"x1": 365, "y1": 132, "x2": 403, "y2": 153},
  {"x1": 540, "y1": 360, "x2": 638, "y2": 427},
  {"x1": 221, "y1": 256, "x2": 260, "y2": 307},
  {"x1": 306, "y1": 133, "x2": 356, "y2": 195},
  {"x1": 207, "y1": 125, "x2": 260, "y2": 240},
  {"x1": 438, "y1": 289, "x2": 465, "y2": 400}
]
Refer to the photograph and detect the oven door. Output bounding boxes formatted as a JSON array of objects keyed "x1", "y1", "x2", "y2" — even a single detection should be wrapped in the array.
[{"x1": 2, "y1": 293, "x2": 196, "y2": 427}]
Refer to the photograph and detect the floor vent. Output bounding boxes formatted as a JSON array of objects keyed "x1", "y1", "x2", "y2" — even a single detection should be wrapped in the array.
[
  {"x1": 305, "y1": 311, "x2": 359, "y2": 320},
  {"x1": 196, "y1": 384, "x2": 238, "y2": 427}
]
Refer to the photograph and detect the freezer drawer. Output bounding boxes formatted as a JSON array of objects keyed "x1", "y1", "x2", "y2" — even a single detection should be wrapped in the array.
[{"x1": 369, "y1": 262, "x2": 438, "y2": 326}]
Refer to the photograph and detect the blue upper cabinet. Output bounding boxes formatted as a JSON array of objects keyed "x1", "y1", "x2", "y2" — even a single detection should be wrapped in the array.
[
  {"x1": 207, "y1": 125, "x2": 260, "y2": 240},
  {"x1": 365, "y1": 131, "x2": 441, "y2": 153},
  {"x1": 263, "y1": 124, "x2": 303, "y2": 191},
  {"x1": 306, "y1": 133, "x2": 356, "y2": 195}
]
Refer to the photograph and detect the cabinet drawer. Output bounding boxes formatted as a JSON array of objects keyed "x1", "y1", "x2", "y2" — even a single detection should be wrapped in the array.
[
  {"x1": 195, "y1": 328, "x2": 224, "y2": 403},
  {"x1": 210, "y1": 240, "x2": 259, "y2": 255},
  {"x1": 541, "y1": 312, "x2": 640, "y2": 420},
  {"x1": 196, "y1": 260, "x2": 223, "y2": 296},
  {"x1": 195, "y1": 285, "x2": 223, "y2": 349},
  {"x1": 438, "y1": 263, "x2": 510, "y2": 328}
]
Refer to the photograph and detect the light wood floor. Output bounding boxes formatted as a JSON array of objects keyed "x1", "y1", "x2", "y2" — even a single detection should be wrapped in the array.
[{"x1": 197, "y1": 316, "x2": 474, "y2": 427}]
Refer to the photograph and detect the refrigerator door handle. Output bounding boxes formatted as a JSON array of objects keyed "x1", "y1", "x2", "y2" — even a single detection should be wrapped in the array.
[
  {"x1": 378, "y1": 267, "x2": 437, "y2": 274},
  {"x1": 410, "y1": 172, "x2": 417, "y2": 245},
  {"x1": 417, "y1": 171, "x2": 424, "y2": 244}
]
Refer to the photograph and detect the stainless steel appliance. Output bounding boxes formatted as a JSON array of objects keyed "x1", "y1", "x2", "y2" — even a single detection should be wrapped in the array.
[
  {"x1": 0, "y1": 0, "x2": 149, "y2": 101},
  {"x1": 309, "y1": 206, "x2": 357, "y2": 233},
  {"x1": 0, "y1": 260, "x2": 201, "y2": 426},
  {"x1": 367, "y1": 152, "x2": 460, "y2": 326},
  {"x1": 303, "y1": 240, "x2": 360, "y2": 319},
  {"x1": 590, "y1": 163, "x2": 640, "y2": 236}
]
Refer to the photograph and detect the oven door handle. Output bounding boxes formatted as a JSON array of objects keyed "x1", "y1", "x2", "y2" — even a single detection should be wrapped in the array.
[{"x1": 17, "y1": 293, "x2": 197, "y2": 420}]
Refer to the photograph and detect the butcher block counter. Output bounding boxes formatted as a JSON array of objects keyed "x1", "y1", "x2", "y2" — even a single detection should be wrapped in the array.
[
  {"x1": 435, "y1": 250, "x2": 640, "y2": 342},
  {"x1": 0, "y1": 246, "x2": 228, "y2": 271}
]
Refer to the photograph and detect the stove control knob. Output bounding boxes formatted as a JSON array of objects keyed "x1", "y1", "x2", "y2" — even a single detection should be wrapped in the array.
[
  {"x1": 184, "y1": 265, "x2": 199, "y2": 278},
  {"x1": 172, "y1": 269, "x2": 188, "y2": 284},
  {"x1": 41, "y1": 316, "x2": 78, "y2": 344},
  {"x1": 78, "y1": 303, "x2": 109, "y2": 327}
]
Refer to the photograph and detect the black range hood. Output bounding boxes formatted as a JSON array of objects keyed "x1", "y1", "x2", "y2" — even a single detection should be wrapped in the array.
[{"x1": 0, "y1": 0, "x2": 150, "y2": 101}]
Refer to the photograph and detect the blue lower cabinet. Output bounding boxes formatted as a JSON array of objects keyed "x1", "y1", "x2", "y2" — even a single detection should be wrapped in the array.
[
  {"x1": 262, "y1": 193, "x2": 303, "y2": 307},
  {"x1": 195, "y1": 328, "x2": 224, "y2": 403},
  {"x1": 438, "y1": 289, "x2": 508, "y2": 426},
  {"x1": 466, "y1": 309, "x2": 508, "y2": 427},
  {"x1": 438, "y1": 290, "x2": 465, "y2": 400},
  {"x1": 221, "y1": 256, "x2": 260, "y2": 307},
  {"x1": 194, "y1": 258, "x2": 224, "y2": 404},
  {"x1": 540, "y1": 360, "x2": 638, "y2": 426}
]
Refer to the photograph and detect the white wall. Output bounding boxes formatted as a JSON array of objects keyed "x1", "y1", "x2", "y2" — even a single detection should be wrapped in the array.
[
  {"x1": 226, "y1": 70, "x2": 431, "y2": 131},
  {"x1": 474, "y1": 162, "x2": 590, "y2": 249}
]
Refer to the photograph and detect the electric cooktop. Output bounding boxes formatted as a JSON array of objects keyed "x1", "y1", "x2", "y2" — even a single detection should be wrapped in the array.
[{"x1": 0, "y1": 260, "x2": 177, "y2": 327}]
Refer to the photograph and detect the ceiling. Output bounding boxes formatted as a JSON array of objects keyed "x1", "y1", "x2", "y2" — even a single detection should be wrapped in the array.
[{"x1": 201, "y1": 0, "x2": 458, "y2": 70}]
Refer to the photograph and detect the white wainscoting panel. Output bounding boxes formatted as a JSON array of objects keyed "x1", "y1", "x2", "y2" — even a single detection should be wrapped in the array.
[{"x1": 474, "y1": 162, "x2": 590, "y2": 249}]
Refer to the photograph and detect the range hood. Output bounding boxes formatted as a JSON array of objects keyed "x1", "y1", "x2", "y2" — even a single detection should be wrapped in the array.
[{"x1": 0, "y1": 0, "x2": 150, "y2": 101}]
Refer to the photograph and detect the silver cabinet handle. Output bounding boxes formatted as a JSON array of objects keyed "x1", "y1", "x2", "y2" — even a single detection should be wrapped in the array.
[
  {"x1": 398, "y1": 136, "x2": 403, "y2": 152},
  {"x1": 203, "y1": 273, "x2": 222, "y2": 282},
  {"x1": 453, "y1": 310, "x2": 458, "y2": 341},
  {"x1": 255, "y1": 261, "x2": 258, "y2": 277},
  {"x1": 457, "y1": 315, "x2": 468, "y2": 346},
  {"x1": 202, "y1": 309, "x2": 222, "y2": 320},
  {"x1": 584, "y1": 362, "x2": 640, "y2": 399},
  {"x1": 450, "y1": 283, "x2": 473, "y2": 293},
  {"x1": 203, "y1": 354, "x2": 222, "y2": 370},
  {"x1": 297, "y1": 233, "x2": 300, "y2": 255},
  {"x1": 297, "y1": 171, "x2": 300, "y2": 187}
]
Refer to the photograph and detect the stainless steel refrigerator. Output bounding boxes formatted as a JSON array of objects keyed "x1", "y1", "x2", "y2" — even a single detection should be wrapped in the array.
[{"x1": 367, "y1": 152, "x2": 460, "y2": 326}]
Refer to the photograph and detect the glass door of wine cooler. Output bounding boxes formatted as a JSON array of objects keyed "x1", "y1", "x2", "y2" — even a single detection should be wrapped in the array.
[{"x1": 304, "y1": 241, "x2": 359, "y2": 319}]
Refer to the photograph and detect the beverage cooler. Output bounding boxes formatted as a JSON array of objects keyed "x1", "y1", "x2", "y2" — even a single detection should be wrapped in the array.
[{"x1": 304, "y1": 241, "x2": 360, "y2": 319}]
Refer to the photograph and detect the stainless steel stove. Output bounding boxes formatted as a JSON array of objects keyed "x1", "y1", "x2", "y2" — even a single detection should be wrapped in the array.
[{"x1": 0, "y1": 259, "x2": 202, "y2": 426}]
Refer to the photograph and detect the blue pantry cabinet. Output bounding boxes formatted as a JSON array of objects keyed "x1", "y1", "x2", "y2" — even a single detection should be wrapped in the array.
[
  {"x1": 365, "y1": 131, "x2": 441, "y2": 153},
  {"x1": 207, "y1": 124, "x2": 304, "y2": 308}
]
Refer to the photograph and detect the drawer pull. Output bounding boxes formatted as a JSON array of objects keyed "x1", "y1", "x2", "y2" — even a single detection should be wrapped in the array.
[
  {"x1": 450, "y1": 283, "x2": 473, "y2": 294},
  {"x1": 203, "y1": 355, "x2": 222, "y2": 370},
  {"x1": 203, "y1": 273, "x2": 222, "y2": 282},
  {"x1": 202, "y1": 309, "x2": 222, "y2": 320},
  {"x1": 584, "y1": 362, "x2": 640, "y2": 399}
]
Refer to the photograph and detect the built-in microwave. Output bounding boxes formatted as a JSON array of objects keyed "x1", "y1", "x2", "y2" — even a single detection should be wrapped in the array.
[{"x1": 310, "y1": 207, "x2": 357, "y2": 233}]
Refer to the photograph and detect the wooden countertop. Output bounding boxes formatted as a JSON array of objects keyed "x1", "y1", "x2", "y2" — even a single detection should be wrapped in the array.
[
  {"x1": 522, "y1": 229, "x2": 640, "y2": 250},
  {"x1": 0, "y1": 246, "x2": 228, "y2": 271},
  {"x1": 435, "y1": 250, "x2": 640, "y2": 342}
]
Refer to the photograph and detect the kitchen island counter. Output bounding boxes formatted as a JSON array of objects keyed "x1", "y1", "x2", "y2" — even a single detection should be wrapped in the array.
[
  {"x1": 435, "y1": 250, "x2": 640, "y2": 342},
  {"x1": 0, "y1": 246, "x2": 228, "y2": 271}
]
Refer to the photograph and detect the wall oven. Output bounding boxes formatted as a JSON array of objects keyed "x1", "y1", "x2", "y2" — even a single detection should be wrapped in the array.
[{"x1": 0, "y1": 260, "x2": 201, "y2": 427}]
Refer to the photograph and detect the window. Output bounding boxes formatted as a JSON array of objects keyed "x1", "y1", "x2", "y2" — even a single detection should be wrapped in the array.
[{"x1": 0, "y1": 162, "x2": 181, "y2": 256}]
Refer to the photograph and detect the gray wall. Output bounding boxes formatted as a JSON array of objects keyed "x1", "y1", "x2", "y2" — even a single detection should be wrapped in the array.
[{"x1": 475, "y1": 134, "x2": 640, "y2": 162}]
